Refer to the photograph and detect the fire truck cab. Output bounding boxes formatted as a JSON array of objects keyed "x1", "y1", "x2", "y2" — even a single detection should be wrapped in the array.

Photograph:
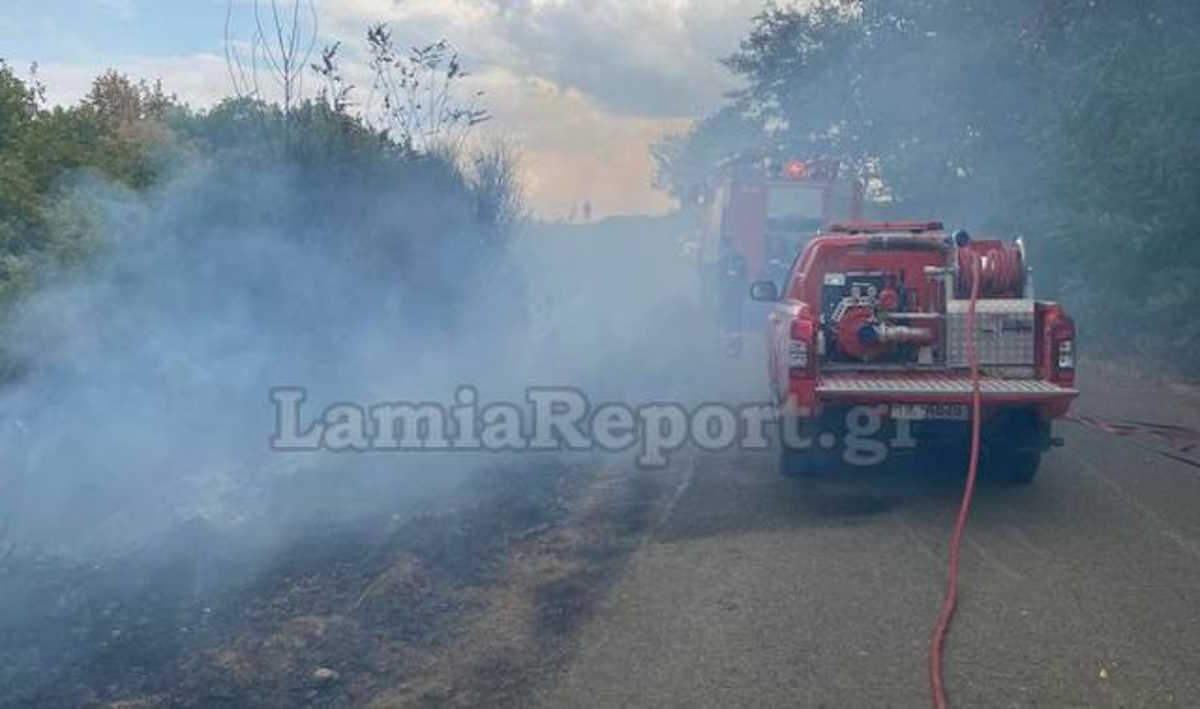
[
  {"x1": 750, "y1": 221, "x2": 1078, "y2": 483},
  {"x1": 697, "y1": 157, "x2": 863, "y2": 355}
]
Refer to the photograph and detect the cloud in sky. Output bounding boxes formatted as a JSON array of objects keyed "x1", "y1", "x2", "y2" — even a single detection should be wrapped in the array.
[
  {"x1": 31, "y1": 54, "x2": 232, "y2": 109},
  {"x1": 318, "y1": 0, "x2": 759, "y2": 117},
  {"x1": 5, "y1": 0, "x2": 767, "y2": 217},
  {"x1": 478, "y1": 68, "x2": 693, "y2": 217}
]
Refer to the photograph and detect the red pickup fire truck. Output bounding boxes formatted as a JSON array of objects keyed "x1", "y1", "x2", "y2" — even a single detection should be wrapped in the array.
[
  {"x1": 750, "y1": 221, "x2": 1077, "y2": 483},
  {"x1": 697, "y1": 157, "x2": 862, "y2": 355}
]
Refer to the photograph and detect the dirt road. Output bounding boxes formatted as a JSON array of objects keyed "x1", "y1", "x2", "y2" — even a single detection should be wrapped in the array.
[{"x1": 533, "y1": 366, "x2": 1200, "y2": 708}]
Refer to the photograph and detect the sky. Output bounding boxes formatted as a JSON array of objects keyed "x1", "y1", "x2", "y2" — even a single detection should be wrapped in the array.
[{"x1": 2, "y1": 0, "x2": 770, "y2": 218}]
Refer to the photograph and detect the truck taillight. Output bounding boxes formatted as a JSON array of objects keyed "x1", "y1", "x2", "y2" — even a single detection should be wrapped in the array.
[
  {"x1": 1050, "y1": 316, "x2": 1076, "y2": 382},
  {"x1": 1057, "y1": 339, "x2": 1074, "y2": 370},
  {"x1": 789, "y1": 318, "x2": 815, "y2": 377},
  {"x1": 789, "y1": 341, "x2": 809, "y2": 368}
]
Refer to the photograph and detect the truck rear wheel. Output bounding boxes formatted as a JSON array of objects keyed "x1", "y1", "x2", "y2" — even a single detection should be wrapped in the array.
[
  {"x1": 982, "y1": 413, "x2": 1048, "y2": 485},
  {"x1": 983, "y1": 448, "x2": 1042, "y2": 485}
]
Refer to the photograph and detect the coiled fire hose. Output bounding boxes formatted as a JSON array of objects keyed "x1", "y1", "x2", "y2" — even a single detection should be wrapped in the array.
[
  {"x1": 957, "y1": 243, "x2": 1024, "y2": 298},
  {"x1": 928, "y1": 254, "x2": 982, "y2": 709}
]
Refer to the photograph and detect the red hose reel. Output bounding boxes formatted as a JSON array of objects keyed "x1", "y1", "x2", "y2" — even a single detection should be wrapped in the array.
[{"x1": 956, "y1": 242, "x2": 1025, "y2": 298}]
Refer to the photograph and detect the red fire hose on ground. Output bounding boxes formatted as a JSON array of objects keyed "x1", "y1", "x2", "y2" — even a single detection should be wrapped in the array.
[
  {"x1": 927, "y1": 250, "x2": 1200, "y2": 707},
  {"x1": 1066, "y1": 414, "x2": 1200, "y2": 469},
  {"x1": 928, "y1": 255, "x2": 983, "y2": 709}
]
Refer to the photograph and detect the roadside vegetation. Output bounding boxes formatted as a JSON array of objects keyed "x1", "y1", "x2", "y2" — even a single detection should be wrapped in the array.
[
  {"x1": 0, "y1": 27, "x2": 521, "y2": 384},
  {"x1": 0, "y1": 5, "x2": 530, "y2": 593},
  {"x1": 653, "y1": 0, "x2": 1200, "y2": 373}
]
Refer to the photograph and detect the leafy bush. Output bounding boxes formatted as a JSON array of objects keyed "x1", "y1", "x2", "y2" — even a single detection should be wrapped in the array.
[{"x1": 0, "y1": 60, "x2": 525, "y2": 383}]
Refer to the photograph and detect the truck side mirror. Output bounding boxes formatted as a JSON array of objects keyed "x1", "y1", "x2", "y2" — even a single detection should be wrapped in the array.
[{"x1": 749, "y1": 280, "x2": 779, "y2": 302}]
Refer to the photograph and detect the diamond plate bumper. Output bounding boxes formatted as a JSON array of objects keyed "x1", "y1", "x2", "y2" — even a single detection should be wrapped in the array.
[{"x1": 816, "y1": 374, "x2": 1077, "y2": 402}]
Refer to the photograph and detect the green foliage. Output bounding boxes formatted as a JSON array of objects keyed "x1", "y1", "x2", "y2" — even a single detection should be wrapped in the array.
[
  {"x1": 0, "y1": 66, "x2": 174, "y2": 314},
  {"x1": 0, "y1": 63, "x2": 44, "y2": 260},
  {"x1": 0, "y1": 52, "x2": 524, "y2": 380},
  {"x1": 0, "y1": 62, "x2": 40, "y2": 153},
  {"x1": 1035, "y1": 8, "x2": 1200, "y2": 360}
]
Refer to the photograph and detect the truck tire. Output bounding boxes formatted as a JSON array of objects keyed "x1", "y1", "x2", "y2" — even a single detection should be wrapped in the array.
[
  {"x1": 981, "y1": 449, "x2": 1040, "y2": 485},
  {"x1": 983, "y1": 414, "x2": 1048, "y2": 485}
]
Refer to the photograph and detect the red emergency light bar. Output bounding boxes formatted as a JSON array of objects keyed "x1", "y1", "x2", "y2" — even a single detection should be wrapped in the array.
[
  {"x1": 775, "y1": 158, "x2": 840, "y2": 182},
  {"x1": 830, "y1": 220, "x2": 944, "y2": 234},
  {"x1": 783, "y1": 160, "x2": 808, "y2": 179}
]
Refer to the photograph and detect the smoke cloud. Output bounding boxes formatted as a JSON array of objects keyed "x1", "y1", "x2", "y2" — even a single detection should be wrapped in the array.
[{"x1": 0, "y1": 151, "x2": 743, "y2": 562}]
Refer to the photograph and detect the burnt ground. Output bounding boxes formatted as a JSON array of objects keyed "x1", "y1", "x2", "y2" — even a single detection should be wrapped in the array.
[{"x1": 0, "y1": 456, "x2": 676, "y2": 708}]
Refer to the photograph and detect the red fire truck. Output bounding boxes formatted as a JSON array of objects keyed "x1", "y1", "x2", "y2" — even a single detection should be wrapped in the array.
[
  {"x1": 696, "y1": 157, "x2": 863, "y2": 354},
  {"x1": 749, "y1": 221, "x2": 1077, "y2": 483}
]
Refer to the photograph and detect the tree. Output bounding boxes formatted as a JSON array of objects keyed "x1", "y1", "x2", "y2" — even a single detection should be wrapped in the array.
[
  {"x1": 0, "y1": 63, "x2": 43, "y2": 266},
  {"x1": 225, "y1": 0, "x2": 319, "y2": 114},
  {"x1": 650, "y1": 106, "x2": 759, "y2": 203},
  {"x1": 0, "y1": 61, "x2": 40, "y2": 153}
]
